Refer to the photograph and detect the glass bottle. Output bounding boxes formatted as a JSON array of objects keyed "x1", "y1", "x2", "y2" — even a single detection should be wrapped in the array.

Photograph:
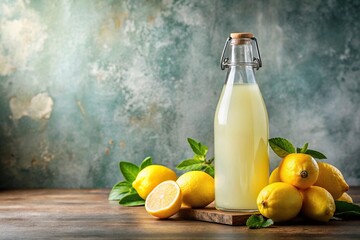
[{"x1": 214, "y1": 32, "x2": 269, "y2": 211}]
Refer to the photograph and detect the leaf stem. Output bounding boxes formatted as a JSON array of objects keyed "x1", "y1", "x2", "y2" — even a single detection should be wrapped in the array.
[{"x1": 205, "y1": 157, "x2": 214, "y2": 165}]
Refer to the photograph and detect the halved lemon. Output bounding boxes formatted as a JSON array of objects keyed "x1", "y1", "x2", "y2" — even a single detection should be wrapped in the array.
[{"x1": 145, "y1": 180, "x2": 182, "y2": 219}]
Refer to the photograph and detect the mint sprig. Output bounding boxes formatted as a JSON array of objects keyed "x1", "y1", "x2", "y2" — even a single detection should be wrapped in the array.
[
  {"x1": 119, "y1": 193, "x2": 146, "y2": 206},
  {"x1": 303, "y1": 149, "x2": 327, "y2": 159},
  {"x1": 246, "y1": 214, "x2": 274, "y2": 229},
  {"x1": 119, "y1": 162, "x2": 139, "y2": 182},
  {"x1": 140, "y1": 156, "x2": 152, "y2": 170},
  {"x1": 334, "y1": 201, "x2": 360, "y2": 219},
  {"x1": 108, "y1": 156, "x2": 153, "y2": 206},
  {"x1": 108, "y1": 181, "x2": 133, "y2": 201},
  {"x1": 188, "y1": 138, "x2": 208, "y2": 156},
  {"x1": 176, "y1": 138, "x2": 214, "y2": 177},
  {"x1": 269, "y1": 137, "x2": 327, "y2": 159},
  {"x1": 269, "y1": 137, "x2": 295, "y2": 158}
]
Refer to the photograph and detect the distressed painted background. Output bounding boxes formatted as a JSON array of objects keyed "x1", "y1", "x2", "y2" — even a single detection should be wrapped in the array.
[{"x1": 0, "y1": 0, "x2": 359, "y2": 188}]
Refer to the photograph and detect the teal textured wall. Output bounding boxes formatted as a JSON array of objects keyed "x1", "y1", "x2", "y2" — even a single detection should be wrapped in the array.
[{"x1": 0, "y1": 0, "x2": 359, "y2": 188}]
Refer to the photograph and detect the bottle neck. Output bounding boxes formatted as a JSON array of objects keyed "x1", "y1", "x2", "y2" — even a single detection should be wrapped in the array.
[
  {"x1": 230, "y1": 39, "x2": 254, "y2": 65},
  {"x1": 225, "y1": 39, "x2": 256, "y2": 85}
]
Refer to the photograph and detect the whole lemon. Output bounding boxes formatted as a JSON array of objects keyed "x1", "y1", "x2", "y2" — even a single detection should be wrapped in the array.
[
  {"x1": 300, "y1": 186, "x2": 335, "y2": 222},
  {"x1": 279, "y1": 153, "x2": 319, "y2": 189},
  {"x1": 132, "y1": 165, "x2": 177, "y2": 200},
  {"x1": 337, "y1": 192, "x2": 353, "y2": 203},
  {"x1": 176, "y1": 171, "x2": 214, "y2": 208},
  {"x1": 269, "y1": 167, "x2": 281, "y2": 183},
  {"x1": 314, "y1": 162, "x2": 349, "y2": 199},
  {"x1": 257, "y1": 182, "x2": 303, "y2": 222}
]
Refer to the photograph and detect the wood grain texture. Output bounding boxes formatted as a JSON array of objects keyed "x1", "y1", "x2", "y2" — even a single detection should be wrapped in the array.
[
  {"x1": 0, "y1": 188, "x2": 359, "y2": 239},
  {"x1": 177, "y1": 204, "x2": 257, "y2": 225}
]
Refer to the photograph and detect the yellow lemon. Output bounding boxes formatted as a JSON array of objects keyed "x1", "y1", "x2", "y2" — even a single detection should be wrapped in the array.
[
  {"x1": 257, "y1": 182, "x2": 303, "y2": 222},
  {"x1": 132, "y1": 165, "x2": 177, "y2": 199},
  {"x1": 145, "y1": 180, "x2": 182, "y2": 219},
  {"x1": 279, "y1": 153, "x2": 319, "y2": 189},
  {"x1": 300, "y1": 186, "x2": 335, "y2": 222},
  {"x1": 337, "y1": 192, "x2": 353, "y2": 203},
  {"x1": 176, "y1": 171, "x2": 214, "y2": 208},
  {"x1": 269, "y1": 167, "x2": 281, "y2": 183},
  {"x1": 314, "y1": 162, "x2": 349, "y2": 199}
]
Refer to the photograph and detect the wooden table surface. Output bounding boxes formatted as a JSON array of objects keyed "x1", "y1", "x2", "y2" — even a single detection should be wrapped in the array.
[{"x1": 0, "y1": 187, "x2": 359, "y2": 240}]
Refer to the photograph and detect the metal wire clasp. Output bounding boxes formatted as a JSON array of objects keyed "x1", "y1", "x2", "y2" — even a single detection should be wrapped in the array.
[
  {"x1": 220, "y1": 36, "x2": 263, "y2": 70},
  {"x1": 220, "y1": 37, "x2": 231, "y2": 70},
  {"x1": 251, "y1": 37, "x2": 262, "y2": 70}
]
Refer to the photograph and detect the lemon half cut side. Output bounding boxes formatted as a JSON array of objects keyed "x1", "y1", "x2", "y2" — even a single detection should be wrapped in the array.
[{"x1": 145, "y1": 180, "x2": 182, "y2": 219}]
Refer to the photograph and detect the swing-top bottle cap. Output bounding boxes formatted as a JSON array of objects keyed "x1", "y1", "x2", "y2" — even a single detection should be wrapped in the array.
[
  {"x1": 220, "y1": 32, "x2": 262, "y2": 70},
  {"x1": 230, "y1": 32, "x2": 254, "y2": 39}
]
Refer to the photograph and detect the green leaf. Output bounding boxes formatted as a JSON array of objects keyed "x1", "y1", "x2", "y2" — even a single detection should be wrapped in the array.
[
  {"x1": 269, "y1": 138, "x2": 296, "y2": 158},
  {"x1": 119, "y1": 192, "x2": 145, "y2": 206},
  {"x1": 108, "y1": 181, "x2": 132, "y2": 200},
  {"x1": 140, "y1": 156, "x2": 152, "y2": 170},
  {"x1": 334, "y1": 201, "x2": 360, "y2": 219},
  {"x1": 335, "y1": 200, "x2": 360, "y2": 212},
  {"x1": 246, "y1": 215, "x2": 262, "y2": 229},
  {"x1": 194, "y1": 154, "x2": 205, "y2": 161},
  {"x1": 246, "y1": 215, "x2": 273, "y2": 229},
  {"x1": 188, "y1": 138, "x2": 207, "y2": 156},
  {"x1": 119, "y1": 161, "x2": 139, "y2": 183},
  {"x1": 335, "y1": 211, "x2": 360, "y2": 218},
  {"x1": 304, "y1": 149, "x2": 327, "y2": 159},
  {"x1": 262, "y1": 218, "x2": 274, "y2": 228},
  {"x1": 204, "y1": 165, "x2": 215, "y2": 178},
  {"x1": 299, "y1": 142, "x2": 309, "y2": 153},
  {"x1": 128, "y1": 187, "x2": 137, "y2": 194},
  {"x1": 176, "y1": 159, "x2": 203, "y2": 170},
  {"x1": 199, "y1": 143, "x2": 208, "y2": 156}
]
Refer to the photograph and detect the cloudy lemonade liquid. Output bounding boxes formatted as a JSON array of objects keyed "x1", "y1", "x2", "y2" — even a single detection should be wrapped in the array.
[{"x1": 214, "y1": 83, "x2": 269, "y2": 211}]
